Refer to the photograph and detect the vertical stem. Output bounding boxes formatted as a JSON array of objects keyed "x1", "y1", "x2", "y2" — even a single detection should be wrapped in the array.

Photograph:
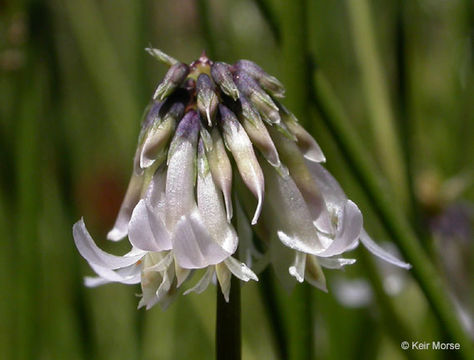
[
  {"x1": 346, "y1": 0, "x2": 409, "y2": 208},
  {"x1": 216, "y1": 276, "x2": 241, "y2": 360},
  {"x1": 259, "y1": 269, "x2": 288, "y2": 360}
]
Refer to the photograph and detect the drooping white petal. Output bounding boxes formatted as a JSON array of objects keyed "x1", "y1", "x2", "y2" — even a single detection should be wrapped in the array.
[
  {"x1": 107, "y1": 173, "x2": 145, "y2": 241},
  {"x1": 128, "y1": 199, "x2": 171, "y2": 252},
  {"x1": 289, "y1": 251, "x2": 306, "y2": 283},
  {"x1": 261, "y1": 161, "x2": 324, "y2": 255},
  {"x1": 73, "y1": 219, "x2": 144, "y2": 269},
  {"x1": 184, "y1": 267, "x2": 215, "y2": 295},
  {"x1": 305, "y1": 255, "x2": 327, "y2": 292},
  {"x1": 317, "y1": 257, "x2": 357, "y2": 269},
  {"x1": 220, "y1": 105, "x2": 264, "y2": 224},
  {"x1": 216, "y1": 262, "x2": 232, "y2": 302},
  {"x1": 360, "y1": 229, "x2": 412, "y2": 269},
  {"x1": 197, "y1": 141, "x2": 238, "y2": 254},
  {"x1": 223, "y1": 256, "x2": 258, "y2": 282},
  {"x1": 206, "y1": 128, "x2": 233, "y2": 221},
  {"x1": 84, "y1": 262, "x2": 142, "y2": 287},
  {"x1": 172, "y1": 210, "x2": 231, "y2": 269},
  {"x1": 316, "y1": 200, "x2": 363, "y2": 257}
]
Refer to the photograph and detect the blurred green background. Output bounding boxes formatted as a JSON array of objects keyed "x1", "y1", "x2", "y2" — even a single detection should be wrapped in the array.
[{"x1": 0, "y1": 0, "x2": 472, "y2": 359}]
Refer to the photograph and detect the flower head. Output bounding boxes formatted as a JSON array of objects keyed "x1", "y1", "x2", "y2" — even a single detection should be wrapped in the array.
[{"x1": 73, "y1": 49, "x2": 410, "y2": 309}]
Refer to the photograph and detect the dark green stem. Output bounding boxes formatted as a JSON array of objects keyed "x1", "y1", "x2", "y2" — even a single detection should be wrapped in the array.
[
  {"x1": 216, "y1": 276, "x2": 241, "y2": 360},
  {"x1": 311, "y1": 71, "x2": 474, "y2": 360},
  {"x1": 259, "y1": 268, "x2": 289, "y2": 360}
]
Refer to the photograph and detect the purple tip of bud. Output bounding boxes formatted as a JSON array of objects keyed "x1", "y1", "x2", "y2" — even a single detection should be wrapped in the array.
[
  {"x1": 168, "y1": 62, "x2": 190, "y2": 82},
  {"x1": 211, "y1": 62, "x2": 239, "y2": 100},
  {"x1": 175, "y1": 110, "x2": 200, "y2": 141},
  {"x1": 197, "y1": 73, "x2": 215, "y2": 91},
  {"x1": 234, "y1": 59, "x2": 264, "y2": 78},
  {"x1": 154, "y1": 62, "x2": 190, "y2": 100},
  {"x1": 165, "y1": 101, "x2": 186, "y2": 120},
  {"x1": 235, "y1": 59, "x2": 285, "y2": 97},
  {"x1": 218, "y1": 104, "x2": 238, "y2": 123},
  {"x1": 232, "y1": 70, "x2": 258, "y2": 96},
  {"x1": 143, "y1": 101, "x2": 163, "y2": 128}
]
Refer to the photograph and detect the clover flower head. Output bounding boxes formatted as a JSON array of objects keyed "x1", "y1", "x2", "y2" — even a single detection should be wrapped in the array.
[{"x1": 73, "y1": 49, "x2": 410, "y2": 309}]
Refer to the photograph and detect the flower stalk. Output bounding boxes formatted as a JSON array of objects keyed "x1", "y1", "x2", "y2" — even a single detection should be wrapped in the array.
[{"x1": 216, "y1": 271, "x2": 241, "y2": 360}]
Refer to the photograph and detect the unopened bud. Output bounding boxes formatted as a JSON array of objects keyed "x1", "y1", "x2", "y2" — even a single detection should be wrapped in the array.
[
  {"x1": 211, "y1": 62, "x2": 239, "y2": 100},
  {"x1": 233, "y1": 70, "x2": 280, "y2": 124},
  {"x1": 153, "y1": 62, "x2": 189, "y2": 101},
  {"x1": 235, "y1": 60, "x2": 285, "y2": 98},
  {"x1": 146, "y1": 47, "x2": 178, "y2": 66},
  {"x1": 197, "y1": 74, "x2": 219, "y2": 126}
]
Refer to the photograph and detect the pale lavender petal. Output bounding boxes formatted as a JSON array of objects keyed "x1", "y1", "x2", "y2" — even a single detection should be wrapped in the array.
[
  {"x1": 73, "y1": 219, "x2": 144, "y2": 269},
  {"x1": 360, "y1": 229, "x2": 412, "y2": 269},
  {"x1": 288, "y1": 251, "x2": 306, "y2": 283},
  {"x1": 305, "y1": 161, "x2": 347, "y2": 207},
  {"x1": 224, "y1": 257, "x2": 258, "y2": 281},
  {"x1": 317, "y1": 200, "x2": 363, "y2": 257},
  {"x1": 261, "y1": 161, "x2": 324, "y2": 255},
  {"x1": 172, "y1": 210, "x2": 231, "y2": 269},
  {"x1": 166, "y1": 111, "x2": 199, "y2": 228},
  {"x1": 128, "y1": 199, "x2": 171, "y2": 252},
  {"x1": 197, "y1": 141, "x2": 238, "y2": 254},
  {"x1": 107, "y1": 173, "x2": 145, "y2": 241},
  {"x1": 317, "y1": 257, "x2": 357, "y2": 269},
  {"x1": 84, "y1": 262, "x2": 142, "y2": 287},
  {"x1": 270, "y1": 127, "x2": 326, "y2": 222}
]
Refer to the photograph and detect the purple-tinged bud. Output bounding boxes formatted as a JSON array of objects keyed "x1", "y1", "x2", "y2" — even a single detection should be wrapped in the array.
[
  {"x1": 220, "y1": 104, "x2": 264, "y2": 225},
  {"x1": 206, "y1": 128, "x2": 233, "y2": 221},
  {"x1": 139, "y1": 101, "x2": 185, "y2": 169},
  {"x1": 233, "y1": 70, "x2": 280, "y2": 124},
  {"x1": 197, "y1": 74, "x2": 219, "y2": 126},
  {"x1": 146, "y1": 47, "x2": 178, "y2": 66},
  {"x1": 167, "y1": 110, "x2": 200, "y2": 164},
  {"x1": 235, "y1": 59, "x2": 285, "y2": 98},
  {"x1": 238, "y1": 96, "x2": 286, "y2": 174},
  {"x1": 153, "y1": 62, "x2": 189, "y2": 101},
  {"x1": 211, "y1": 62, "x2": 239, "y2": 100}
]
